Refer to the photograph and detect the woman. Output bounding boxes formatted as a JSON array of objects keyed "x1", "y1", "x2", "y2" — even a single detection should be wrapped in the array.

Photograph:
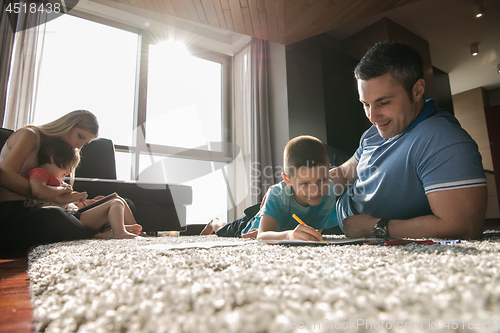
[{"x1": 0, "y1": 110, "x2": 101, "y2": 251}]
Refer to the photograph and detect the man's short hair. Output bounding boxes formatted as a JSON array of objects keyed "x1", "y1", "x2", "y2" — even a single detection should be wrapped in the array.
[
  {"x1": 284, "y1": 135, "x2": 329, "y2": 177},
  {"x1": 354, "y1": 41, "x2": 424, "y2": 102},
  {"x1": 38, "y1": 138, "x2": 80, "y2": 170}
]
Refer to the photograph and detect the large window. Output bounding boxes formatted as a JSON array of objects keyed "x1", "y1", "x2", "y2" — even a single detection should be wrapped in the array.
[
  {"x1": 33, "y1": 15, "x2": 138, "y2": 146},
  {"x1": 33, "y1": 14, "x2": 231, "y2": 225}
]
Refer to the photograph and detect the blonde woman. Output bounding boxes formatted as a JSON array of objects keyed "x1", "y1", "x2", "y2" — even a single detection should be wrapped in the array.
[{"x1": 0, "y1": 110, "x2": 140, "y2": 251}]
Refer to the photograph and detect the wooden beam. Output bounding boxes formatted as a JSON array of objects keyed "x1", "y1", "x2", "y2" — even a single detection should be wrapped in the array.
[
  {"x1": 193, "y1": 0, "x2": 210, "y2": 25},
  {"x1": 248, "y1": 0, "x2": 262, "y2": 39},
  {"x1": 228, "y1": 0, "x2": 247, "y2": 34},
  {"x1": 213, "y1": 0, "x2": 229, "y2": 30},
  {"x1": 201, "y1": 0, "x2": 221, "y2": 27}
]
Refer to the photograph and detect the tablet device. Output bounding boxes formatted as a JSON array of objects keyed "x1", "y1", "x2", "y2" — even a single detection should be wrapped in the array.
[{"x1": 77, "y1": 192, "x2": 118, "y2": 213}]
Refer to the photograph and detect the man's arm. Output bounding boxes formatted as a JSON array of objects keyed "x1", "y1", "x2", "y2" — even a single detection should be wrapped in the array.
[
  {"x1": 343, "y1": 186, "x2": 487, "y2": 240},
  {"x1": 329, "y1": 155, "x2": 358, "y2": 191},
  {"x1": 256, "y1": 215, "x2": 323, "y2": 241}
]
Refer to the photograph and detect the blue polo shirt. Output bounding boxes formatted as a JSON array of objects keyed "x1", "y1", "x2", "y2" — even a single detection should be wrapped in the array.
[
  {"x1": 242, "y1": 180, "x2": 338, "y2": 234},
  {"x1": 336, "y1": 99, "x2": 486, "y2": 230}
]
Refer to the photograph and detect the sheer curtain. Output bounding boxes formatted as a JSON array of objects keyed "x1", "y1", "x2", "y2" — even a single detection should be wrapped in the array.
[
  {"x1": 232, "y1": 38, "x2": 276, "y2": 217},
  {"x1": 3, "y1": 7, "x2": 46, "y2": 130}
]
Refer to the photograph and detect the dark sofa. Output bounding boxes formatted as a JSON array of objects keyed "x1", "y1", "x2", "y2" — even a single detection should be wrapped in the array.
[{"x1": 0, "y1": 128, "x2": 192, "y2": 232}]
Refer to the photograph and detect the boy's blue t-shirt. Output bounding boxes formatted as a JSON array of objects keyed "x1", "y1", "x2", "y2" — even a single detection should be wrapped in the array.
[{"x1": 242, "y1": 180, "x2": 338, "y2": 234}]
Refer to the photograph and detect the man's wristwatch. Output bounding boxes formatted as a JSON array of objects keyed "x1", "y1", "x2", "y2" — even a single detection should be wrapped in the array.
[{"x1": 371, "y1": 218, "x2": 390, "y2": 239}]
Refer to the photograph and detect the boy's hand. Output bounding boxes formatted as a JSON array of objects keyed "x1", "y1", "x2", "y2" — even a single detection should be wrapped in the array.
[
  {"x1": 55, "y1": 185, "x2": 73, "y2": 195},
  {"x1": 241, "y1": 229, "x2": 258, "y2": 239},
  {"x1": 288, "y1": 224, "x2": 323, "y2": 241},
  {"x1": 60, "y1": 182, "x2": 73, "y2": 190}
]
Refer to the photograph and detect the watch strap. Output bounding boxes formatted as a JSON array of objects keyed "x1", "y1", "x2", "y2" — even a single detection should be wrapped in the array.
[
  {"x1": 372, "y1": 218, "x2": 391, "y2": 239},
  {"x1": 377, "y1": 218, "x2": 390, "y2": 229}
]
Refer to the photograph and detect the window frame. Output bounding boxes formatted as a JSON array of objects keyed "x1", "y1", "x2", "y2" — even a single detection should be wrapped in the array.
[{"x1": 68, "y1": 10, "x2": 233, "y2": 181}]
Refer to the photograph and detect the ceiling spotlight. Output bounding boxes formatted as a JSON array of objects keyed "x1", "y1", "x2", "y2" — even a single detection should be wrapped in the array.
[
  {"x1": 473, "y1": 3, "x2": 484, "y2": 18},
  {"x1": 470, "y1": 43, "x2": 479, "y2": 56}
]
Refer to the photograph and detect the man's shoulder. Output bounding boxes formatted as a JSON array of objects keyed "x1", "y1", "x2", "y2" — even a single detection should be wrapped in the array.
[{"x1": 415, "y1": 110, "x2": 471, "y2": 141}]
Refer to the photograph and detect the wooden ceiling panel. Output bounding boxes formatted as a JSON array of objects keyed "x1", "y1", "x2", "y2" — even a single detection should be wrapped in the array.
[{"x1": 105, "y1": 0, "x2": 421, "y2": 45}]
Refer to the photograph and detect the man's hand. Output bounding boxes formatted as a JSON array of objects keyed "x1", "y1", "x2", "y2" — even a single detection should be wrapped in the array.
[{"x1": 342, "y1": 214, "x2": 378, "y2": 238}]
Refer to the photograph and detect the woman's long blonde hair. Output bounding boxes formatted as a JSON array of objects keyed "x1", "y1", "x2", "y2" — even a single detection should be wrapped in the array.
[{"x1": 32, "y1": 110, "x2": 99, "y2": 139}]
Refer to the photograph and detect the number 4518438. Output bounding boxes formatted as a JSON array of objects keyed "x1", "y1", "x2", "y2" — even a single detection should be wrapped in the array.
[{"x1": 5, "y1": 1, "x2": 65, "y2": 14}]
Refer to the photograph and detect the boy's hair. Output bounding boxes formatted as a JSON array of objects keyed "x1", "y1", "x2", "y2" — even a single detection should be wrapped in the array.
[
  {"x1": 38, "y1": 138, "x2": 80, "y2": 171},
  {"x1": 283, "y1": 135, "x2": 329, "y2": 177},
  {"x1": 354, "y1": 41, "x2": 424, "y2": 102}
]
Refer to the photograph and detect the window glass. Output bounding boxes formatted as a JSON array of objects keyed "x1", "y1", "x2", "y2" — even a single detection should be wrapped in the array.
[
  {"x1": 33, "y1": 14, "x2": 137, "y2": 146},
  {"x1": 146, "y1": 42, "x2": 222, "y2": 148}
]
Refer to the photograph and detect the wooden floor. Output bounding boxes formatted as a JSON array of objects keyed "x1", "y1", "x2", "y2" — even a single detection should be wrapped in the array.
[{"x1": 0, "y1": 252, "x2": 35, "y2": 333}]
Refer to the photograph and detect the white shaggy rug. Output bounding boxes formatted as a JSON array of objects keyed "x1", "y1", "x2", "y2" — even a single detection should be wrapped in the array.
[{"x1": 28, "y1": 234, "x2": 500, "y2": 333}]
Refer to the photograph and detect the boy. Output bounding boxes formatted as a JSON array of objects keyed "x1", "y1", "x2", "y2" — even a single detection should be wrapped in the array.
[
  {"x1": 26, "y1": 138, "x2": 142, "y2": 239},
  {"x1": 201, "y1": 135, "x2": 338, "y2": 241}
]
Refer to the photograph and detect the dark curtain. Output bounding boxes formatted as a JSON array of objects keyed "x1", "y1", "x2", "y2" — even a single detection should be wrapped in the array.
[
  {"x1": 250, "y1": 38, "x2": 275, "y2": 202},
  {"x1": 0, "y1": 0, "x2": 17, "y2": 126}
]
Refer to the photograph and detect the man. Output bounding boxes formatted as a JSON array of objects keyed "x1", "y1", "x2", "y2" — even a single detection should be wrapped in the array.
[{"x1": 331, "y1": 41, "x2": 487, "y2": 240}]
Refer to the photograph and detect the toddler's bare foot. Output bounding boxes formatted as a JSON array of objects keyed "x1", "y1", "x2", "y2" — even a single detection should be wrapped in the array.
[
  {"x1": 126, "y1": 224, "x2": 142, "y2": 235},
  {"x1": 93, "y1": 230, "x2": 142, "y2": 239},
  {"x1": 93, "y1": 230, "x2": 114, "y2": 239},
  {"x1": 99, "y1": 224, "x2": 143, "y2": 234},
  {"x1": 113, "y1": 231, "x2": 140, "y2": 239}
]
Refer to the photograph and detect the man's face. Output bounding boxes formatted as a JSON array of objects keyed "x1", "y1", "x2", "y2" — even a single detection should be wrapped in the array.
[
  {"x1": 283, "y1": 166, "x2": 330, "y2": 207},
  {"x1": 358, "y1": 72, "x2": 422, "y2": 139}
]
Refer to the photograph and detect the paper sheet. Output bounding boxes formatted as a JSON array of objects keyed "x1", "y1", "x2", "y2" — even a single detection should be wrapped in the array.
[
  {"x1": 262, "y1": 238, "x2": 381, "y2": 246},
  {"x1": 143, "y1": 240, "x2": 258, "y2": 250}
]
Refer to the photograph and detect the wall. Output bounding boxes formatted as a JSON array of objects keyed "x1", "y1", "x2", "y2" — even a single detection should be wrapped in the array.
[
  {"x1": 267, "y1": 41, "x2": 289, "y2": 173},
  {"x1": 285, "y1": 35, "x2": 369, "y2": 157},
  {"x1": 453, "y1": 88, "x2": 499, "y2": 219},
  {"x1": 433, "y1": 67, "x2": 454, "y2": 114},
  {"x1": 285, "y1": 40, "x2": 328, "y2": 143},
  {"x1": 342, "y1": 18, "x2": 436, "y2": 100},
  {"x1": 452, "y1": 87, "x2": 492, "y2": 171},
  {"x1": 322, "y1": 47, "x2": 370, "y2": 156},
  {"x1": 489, "y1": 87, "x2": 500, "y2": 106}
]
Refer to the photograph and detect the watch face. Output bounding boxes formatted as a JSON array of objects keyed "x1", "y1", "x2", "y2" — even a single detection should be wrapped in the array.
[{"x1": 372, "y1": 227, "x2": 387, "y2": 238}]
